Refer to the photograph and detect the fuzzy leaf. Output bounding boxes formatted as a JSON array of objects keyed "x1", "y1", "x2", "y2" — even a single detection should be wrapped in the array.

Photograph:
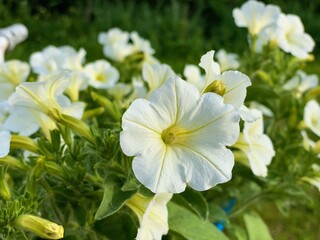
[
  {"x1": 168, "y1": 202, "x2": 229, "y2": 240},
  {"x1": 95, "y1": 180, "x2": 136, "y2": 220},
  {"x1": 244, "y1": 211, "x2": 273, "y2": 240}
]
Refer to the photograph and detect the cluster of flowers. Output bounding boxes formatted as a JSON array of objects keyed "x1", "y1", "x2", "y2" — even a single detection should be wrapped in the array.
[
  {"x1": 233, "y1": 0, "x2": 315, "y2": 58},
  {"x1": 0, "y1": 0, "x2": 319, "y2": 239}
]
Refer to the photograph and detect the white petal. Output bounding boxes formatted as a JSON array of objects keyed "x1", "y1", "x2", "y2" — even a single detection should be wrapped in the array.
[
  {"x1": 217, "y1": 70, "x2": 251, "y2": 109},
  {"x1": 4, "y1": 107, "x2": 39, "y2": 136},
  {"x1": 132, "y1": 145, "x2": 187, "y2": 193},
  {"x1": 199, "y1": 50, "x2": 221, "y2": 91},
  {"x1": 239, "y1": 105, "x2": 260, "y2": 122},
  {"x1": 247, "y1": 135, "x2": 275, "y2": 177},
  {"x1": 148, "y1": 77, "x2": 200, "y2": 127},
  {"x1": 304, "y1": 100, "x2": 320, "y2": 137},
  {"x1": 175, "y1": 145, "x2": 234, "y2": 191},
  {"x1": 0, "y1": 130, "x2": 11, "y2": 158}
]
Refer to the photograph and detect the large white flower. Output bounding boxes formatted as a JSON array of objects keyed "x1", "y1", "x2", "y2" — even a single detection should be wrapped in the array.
[
  {"x1": 276, "y1": 14, "x2": 315, "y2": 59},
  {"x1": 0, "y1": 130, "x2": 11, "y2": 158},
  {"x1": 142, "y1": 62, "x2": 175, "y2": 95},
  {"x1": 0, "y1": 60, "x2": 30, "y2": 101},
  {"x1": 125, "y1": 193, "x2": 172, "y2": 240},
  {"x1": 232, "y1": 0, "x2": 281, "y2": 35},
  {"x1": 233, "y1": 109, "x2": 275, "y2": 177},
  {"x1": 84, "y1": 60, "x2": 119, "y2": 89},
  {"x1": 120, "y1": 77, "x2": 240, "y2": 193},
  {"x1": 304, "y1": 100, "x2": 320, "y2": 137}
]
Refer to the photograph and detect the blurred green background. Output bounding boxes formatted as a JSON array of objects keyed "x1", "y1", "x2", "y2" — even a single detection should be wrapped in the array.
[
  {"x1": 1, "y1": 0, "x2": 320, "y2": 239},
  {"x1": 2, "y1": 0, "x2": 320, "y2": 72}
]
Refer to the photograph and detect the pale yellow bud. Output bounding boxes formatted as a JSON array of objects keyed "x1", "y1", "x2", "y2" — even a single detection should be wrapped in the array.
[
  {"x1": 204, "y1": 80, "x2": 226, "y2": 96},
  {"x1": 14, "y1": 214, "x2": 64, "y2": 239}
]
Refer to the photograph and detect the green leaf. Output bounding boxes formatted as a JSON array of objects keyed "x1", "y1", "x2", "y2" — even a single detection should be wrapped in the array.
[
  {"x1": 95, "y1": 180, "x2": 137, "y2": 220},
  {"x1": 172, "y1": 188, "x2": 208, "y2": 220},
  {"x1": 168, "y1": 202, "x2": 229, "y2": 240},
  {"x1": 243, "y1": 211, "x2": 273, "y2": 240}
]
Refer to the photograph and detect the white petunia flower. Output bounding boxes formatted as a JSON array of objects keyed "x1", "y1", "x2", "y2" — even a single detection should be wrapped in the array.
[
  {"x1": 0, "y1": 130, "x2": 11, "y2": 158},
  {"x1": 199, "y1": 51, "x2": 251, "y2": 111},
  {"x1": 275, "y1": 14, "x2": 315, "y2": 59},
  {"x1": 8, "y1": 72, "x2": 70, "y2": 120},
  {"x1": 30, "y1": 45, "x2": 86, "y2": 76},
  {"x1": 98, "y1": 28, "x2": 133, "y2": 62},
  {"x1": 0, "y1": 60, "x2": 30, "y2": 101},
  {"x1": 64, "y1": 71, "x2": 89, "y2": 101},
  {"x1": 130, "y1": 76, "x2": 148, "y2": 100},
  {"x1": 300, "y1": 131, "x2": 320, "y2": 155},
  {"x1": 142, "y1": 62, "x2": 175, "y2": 95},
  {"x1": 126, "y1": 193, "x2": 172, "y2": 240},
  {"x1": 232, "y1": 0, "x2": 281, "y2": 35},
  {"x1": 5, "y1": 94, "x2": 84, "y2": 139},
  {"x1": 283, "y1": 70, "x2": 318, "y2": 97},
  {"x1": 107, "y1": 83, "x2": 132, "y2": 102},
  {"x1": 183, "y1": 64, "x2": 205, "y2": 91},
  {"x1": 120, "y1": 77, "x2": 240, "y2": 193},
  {"x1": 84, "y1": 60, "x2": 119, "y2": 89},
  {"x1": 131, "y1": 31, "x2": 155, "y2": 56},
  {"x1": 216, "y1": 49, "x2": 240, "y2": 72},
  {"x1": 233, "y1": 109, "x2": 275, "y2": 177},
  {"x1": 304, "y1": 100, "x2": 320, "y2": 137}
]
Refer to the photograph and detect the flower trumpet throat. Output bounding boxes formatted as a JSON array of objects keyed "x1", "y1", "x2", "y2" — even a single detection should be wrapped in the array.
[
  {"x1": 161, "y1": 126, "x2": 186, "y2": 145},
  {"x1": 204, "y1": 80, "x2": 226, "y2": 96},
  {"x1": 14, "y1": 214, "x2": 64, "y2": 239}
]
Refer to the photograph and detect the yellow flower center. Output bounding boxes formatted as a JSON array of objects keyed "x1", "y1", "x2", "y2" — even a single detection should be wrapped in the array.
[
  {"x1": 161, "y1": 126, "x2": 186, "y2": 145},
  {"x1": 96, "y1": 73, "x2": 105, "y2": 82},
  {"x1": 204, "y1": 80, "x2": 226, "y2": 96}
]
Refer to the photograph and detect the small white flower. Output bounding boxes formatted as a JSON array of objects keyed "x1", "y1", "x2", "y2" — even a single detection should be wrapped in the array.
[
  {"x1": 199, "y1": 51, "x2": 251, "y2": 110},
  {"x1": 131, "y1": 31, "x2": 155, "y2": 56},
  {"x1": 216, "y1": 49, "x2": 240, "y2": 72},
  {"x1": 8, "y1": 72, "x2": 70, "y2": 120},
  {"x1": 121, "y1": 77, "x2": 239, "y2": 193},
  {"x1": 98, "y1": 28, "x2": 133, "y2": 62},
  {"x1": 5, "y1": 95, "x2": 84, "y2": 139},
  {"x1": 183, "y1": 64, "x2": 205, "y2": 91},
  {"x1": 304, "y1": 100, "x2": 320, "y2": 137},
  {"x1": 233, "y1": 109, "x2": 275, "y2": 177},
  {"x1": 84, "y1": 60, "x2": 119, "y2": 89},
  {"x1": 30, "y1": 45, "x2": 86, "y2": 75},
  {"x1": 64, "y1": 71, "x2": 89, "y2": 101},
  {"x1": 276, "y1": 14, "x2": 315, "y2": 59},
  {"x1": 126, "y1": 193, "x2": 172, "y2": 240},
  {"x1": 107, "y1": 83, "x2": 132, "y2": 102},
  {"x1": 142, "y1": 62, "x2": 175, "y2": 95},
  {"x1": 0, "y1": 130, "x2": 11, "y2": 158},
  {"x1": 232, "y1": 0, "x2": 281, "y2": 35},
  {"x1": 283, "y1": 70, "x2": 318, "y2": 97},
  {"x1": 0, "y1": 60, "x2": 30, "y2": 101},
  {"x1": 130, "y1": 76, "x2": 148, "y2": 100}
]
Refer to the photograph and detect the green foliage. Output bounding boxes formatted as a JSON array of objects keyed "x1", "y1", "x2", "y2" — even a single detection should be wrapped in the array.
[{"x1": 168, "y1": 202, "x2": 228, "y2": 240}]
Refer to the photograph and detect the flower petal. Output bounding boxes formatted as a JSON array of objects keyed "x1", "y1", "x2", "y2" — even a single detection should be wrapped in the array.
[
  {"x1": 0, "y1": 130, "x2": 11, "y2": 158},
  {"x1": 216, "y1": 70, "x2": 251, "y2": 109}
]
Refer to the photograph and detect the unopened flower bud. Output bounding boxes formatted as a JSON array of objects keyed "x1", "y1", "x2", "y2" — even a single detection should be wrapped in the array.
[
  {"x1": 14, "y1": 214, "x2": 64, "y2": 239},
  {"x1": 204, "y1": 80, "x2": 226, "y2": 96}
]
